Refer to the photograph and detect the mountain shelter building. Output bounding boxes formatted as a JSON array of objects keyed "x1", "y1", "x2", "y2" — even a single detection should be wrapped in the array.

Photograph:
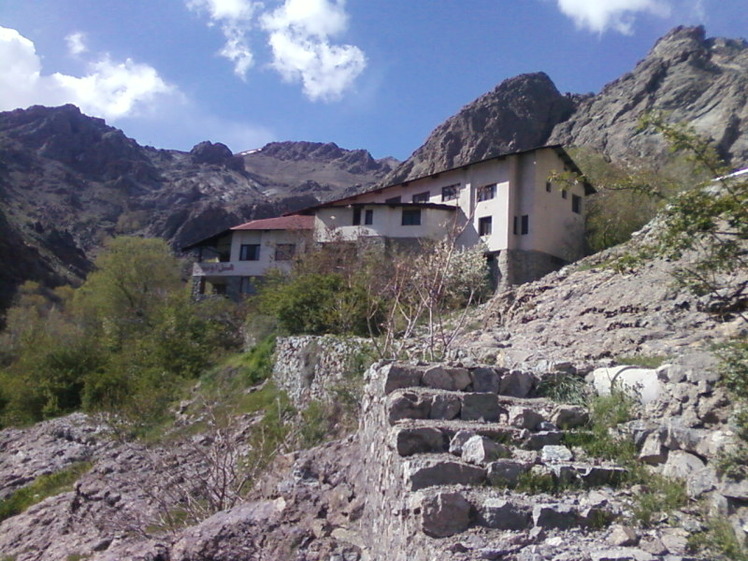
[{"x1": 183, "y1": 145, "x2": 594, "y2": 299}]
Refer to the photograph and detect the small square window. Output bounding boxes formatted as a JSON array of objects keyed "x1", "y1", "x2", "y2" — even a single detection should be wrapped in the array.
[
  {"x1": 275, "y1": 243, "x2": 296, "y2": 261},
  {"x1": 572, "y1": 194, "x2": 582, "y2": 214},
  {"x1": 240, "y1": 244, "x2": 260, "y2": 261},
  {"x1": 441, "y1": 184, "x2": 460, "y2": 202},
  {"x1": 412, "y1": 191, "x2": 430, "y2": 203},
  {"x1": 364, "y1": 209, "x2": 374, "y2": 225},
  {"x1": 402, "y1": 208, "x2": 421, "y2": 226},
  {"x1": 478, "y1": 216, "x2": 492, "y2": 236},
  {"x1": 477, "y1": 184, "x2": 496, "y2": 202}
]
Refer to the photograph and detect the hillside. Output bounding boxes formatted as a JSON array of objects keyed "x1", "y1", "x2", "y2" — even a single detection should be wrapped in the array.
[
  {"x1": 0, "y1": 204, "x2": 745, "y2": 559},
  {"x1": 0, "y1": 105, "x2": 394, "y2": 312}
]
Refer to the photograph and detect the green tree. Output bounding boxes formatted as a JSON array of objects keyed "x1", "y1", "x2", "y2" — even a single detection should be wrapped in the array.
[{"x1": 73, "y1": 236, "x2": 182, "y2": 346}]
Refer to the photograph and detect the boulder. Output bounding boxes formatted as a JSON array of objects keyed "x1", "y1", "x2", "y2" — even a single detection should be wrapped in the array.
[
  {"x1": 422, "y1": 365, "x2": 471, "y2": 391},
  {"x1": 430, "y1": 394, "x2": 461, "y2": 420},
  {"x1": 382, "y1": 364, "x2": 423, "y2": 394},
  {"x1": 461, "y1": 435, "x2": 509, "y2": 465},
  {"x1": 551, "y1": 405, "x2": 589, "y2": 429},
  {"x1": 387, "y1": 391, "x2": 431, "y2": 424},
  {"x1": 508, "y1": 406, "x2": 545, "y2": 430},
  {"x1": 592, "y1": 366, "x2": 662, "y2": 404},
  {"x1": 486, "y1": 459, "x2": 530, "y2": 487},
  {"x1": 477, "y1": 498, "x2": 531, "y2": 530},
  {"x1": 532, "y1": 504, "x2": 583, "y2": 529},
  {"x1": 395, "y1": 427, "x2": 446, "y2": 456},
  {"x1": 420, "y1": 491, "x2": 472, "y2": 538},
  {"x1": 499, "y1": 370, "x2": 535, "y2": 397},
  {"x1": 461, "y1": 393, "x2": 501, "y2": 422},
  {"x1": 471, "y1": 367, "x2": 501, "y2": 393},
  {"x1": 540, "y1": 445, "x2": 574, "y2": 463},
  {"x1": 404, "y1": 459, "x2": 486, "y2": 491},
  {"x1": 449, "y1": 430, "x2": 477, "y2": 456}
]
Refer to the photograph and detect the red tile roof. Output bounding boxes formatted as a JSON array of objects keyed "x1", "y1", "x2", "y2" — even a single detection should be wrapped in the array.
[{"x1": 230, "y1": 214, "x2": 314, "y2": 231}]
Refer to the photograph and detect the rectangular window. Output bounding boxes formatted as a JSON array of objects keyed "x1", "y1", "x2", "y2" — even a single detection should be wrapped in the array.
[
  {"x1": 441, "y1": 184, "x2": 460, "y2": 202},
  {"x1": 385, "y1": 196, "x2": 401, "y2": 204},
  {"x1": 514, "y1": 215, "x2": 529, "y2": 235},
  {"x1": 477, "y1": 184, "x2": 496, "y2": 202},
  {"x1": 275, "y1": 243, "x2": 296, "y2": 261},
  {"x1": 353, "y1": 207, "x2": 362, "y2": 225},
  {"x1": 478, "y1": 216, "x2": 492, "y2": 236},
  {"x1": 364, "y1": 209, "x2": 374, "y2": 225},
  {"x1": 545, "y1": 181, "x2": 552, "y2": 193},
  {"x1": 412, "y1": 191, "x2": 430, "y2": 203},
  {"x1": 401, "y1": 208, "x2": 422, "y2": 226},
  {"x1": 239, "y1": 244, "x2": 260, "y2": 261},
  {"x1": 572, "y1": 194, "x2": 582, "y2": 214},
  {"x1": 562, "y1": 189, "x2": 568, "y2": 199}
]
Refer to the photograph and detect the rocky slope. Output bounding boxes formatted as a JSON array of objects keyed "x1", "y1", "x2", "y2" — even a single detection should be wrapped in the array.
[
  {"x1": 0, "y1": 216, "x2": 745, "y2": 559},
  {"x1": 388, "y1": 25, "x2": 748, "y2": 184},
  {"x1": 0, "y1": 105, "x2": 395, "y2": 313}
]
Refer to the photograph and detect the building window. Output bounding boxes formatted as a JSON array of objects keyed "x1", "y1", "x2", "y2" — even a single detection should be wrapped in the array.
[
  {"x1": 239, "y1": 244, "x2": 260, "y2": 261},
  {"x1": 364, "y1": 209, "x2": 374, "y2": 225},
  {"x1": 478, "y1": 216, "x2": 492, "y2": 236},
  {"x1": 441, "y1": 184, "x2": 460, "y2": 202},
  {"x1": 514, "y1": 215, "x2": 529, "y2": 235},
  {"x1": 353, "y1": 207, "x2": 362, "y2": 225},
  {"x1": 477, "y1": 184, "x2": 496, "y2": 202},
  {"x1": 402, "y1": 209, "x2": 422, "y2": 226},
  {"x1": 412, "y1": 191, "x2": 430, "y2": 203},
  {"x1": 545, "y1": 181, "x2": 552, "y2": 192},
  {"x1": 572, "y1": 194, "x2": 582, "y2": 214},
  {"x1": 385, "y1": 196, "x2": 401, "y2": 204},
  {"x1": 275, "y1": 243, "x2": 296, "y2": 261},
  {"x1": 562, "y1": 189, "x2": 568, "y2": 199}
]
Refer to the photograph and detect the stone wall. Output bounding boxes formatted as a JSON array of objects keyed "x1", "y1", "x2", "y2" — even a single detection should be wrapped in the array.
[
  {"x1": 272, "y1": 335, "x2": 373, "y2": 408},
  {"x1": 497, "y1": 248, "x2": 568, "y2": 288}
]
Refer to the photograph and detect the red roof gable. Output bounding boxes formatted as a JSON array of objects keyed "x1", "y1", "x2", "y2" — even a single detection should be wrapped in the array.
[{"x1": 230, "y1": 214, "x2": 314, "y2": 231}]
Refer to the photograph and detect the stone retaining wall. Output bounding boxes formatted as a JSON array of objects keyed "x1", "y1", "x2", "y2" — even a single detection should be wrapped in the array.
[{"x1": 271, "y1": 335, "x2": 373, "y2": 408}]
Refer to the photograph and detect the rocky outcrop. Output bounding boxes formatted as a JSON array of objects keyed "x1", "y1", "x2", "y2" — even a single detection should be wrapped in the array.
[
  {"x1": 389, "y1": 26, "x2": 748, "y2": 184},
  {"x1": 549, "y1": 26, "x2": 748, "y2": 167},
  {"x1": 386, "y1": 72, "x2": 576, "y2": 183}
]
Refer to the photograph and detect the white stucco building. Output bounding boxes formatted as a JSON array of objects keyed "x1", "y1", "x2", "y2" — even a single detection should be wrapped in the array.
[{"x1": 185, "y1": 145, "x2": 594, "y2": 298}]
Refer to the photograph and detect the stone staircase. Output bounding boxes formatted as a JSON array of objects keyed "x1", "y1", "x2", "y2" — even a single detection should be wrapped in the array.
[{"x1": 360, "y1": 362, "x2": 628, "y2": 556}]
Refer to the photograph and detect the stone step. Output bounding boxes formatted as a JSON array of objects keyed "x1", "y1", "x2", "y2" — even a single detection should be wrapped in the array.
[
  {"x1": 391, "y1": 420, "x2": 565, "y2": 454},
  {"x1": 386, "y1": 387, "x2": 588, "y2": 431},
  {"x1": 415, "y1": 486, "x2": 615, "y2": 537},
  {"x1": 402, "y1": 453, "x2": 626, "y2": 492},
  {"x1": 381, "y1": 362, "x2": 535, "y2": 398}
]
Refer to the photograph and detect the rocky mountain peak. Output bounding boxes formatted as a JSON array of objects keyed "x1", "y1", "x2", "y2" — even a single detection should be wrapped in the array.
[
  {"x1": 189, "y1": 140, "x2": 245, "y2": 171},
  {"x1": 385, "y1": 71, "x2": 576, "y2": 183}
]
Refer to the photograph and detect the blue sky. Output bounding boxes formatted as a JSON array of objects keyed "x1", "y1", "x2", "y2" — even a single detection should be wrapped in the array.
[{"x1": 1, "y1": 1, "x2": 746, "y2": 160}]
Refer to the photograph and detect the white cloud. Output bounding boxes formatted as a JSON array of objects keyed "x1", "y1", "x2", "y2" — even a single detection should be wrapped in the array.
[
  {"x1": 66, "y1": 32, "x2": 87, "y2": 56},
  {"x1": 555, "y1": 0, "x2": 672, "y2": 34},
  {"x1": 187, "y1": 0, "x2": 260, "y2": 79},
  {"x1": 261, "y1": 0, "x2": 366, "y2": 102},
  {"x1": 0, "y1": 26, "x2": 178, "y2": 120}
]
